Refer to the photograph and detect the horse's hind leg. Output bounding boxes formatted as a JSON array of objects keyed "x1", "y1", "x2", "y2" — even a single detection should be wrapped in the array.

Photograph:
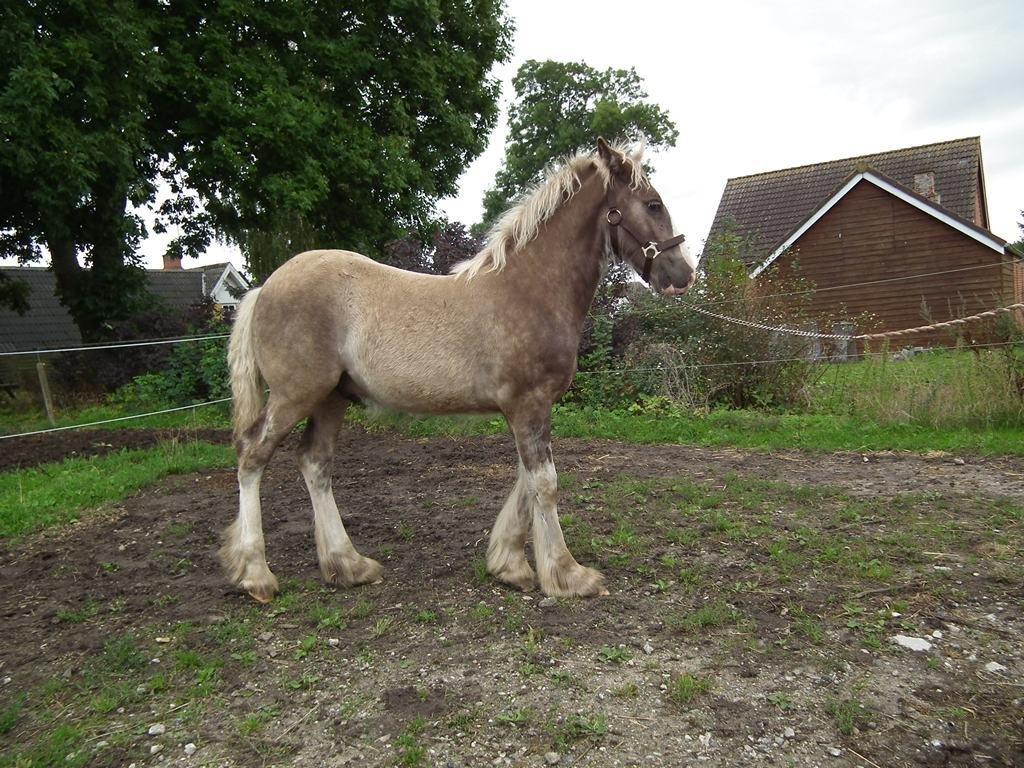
[
  {"x1": 508, "y1": 406, "x2": 606, "y2": 598},
  {"x1": 486, "y1": 459, "x2": 536, "y2": 591},
  {"x1": 298, "y1": 391, "x2": 382, "y2": 587},
  {"x1": 221, "y1": 394, "x2": 308, "y2": 602}
]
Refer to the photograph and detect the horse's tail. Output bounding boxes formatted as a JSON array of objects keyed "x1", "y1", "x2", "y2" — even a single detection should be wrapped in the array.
[{"x1": 228, "y1": 288, "x2": 264, "y2": 439}]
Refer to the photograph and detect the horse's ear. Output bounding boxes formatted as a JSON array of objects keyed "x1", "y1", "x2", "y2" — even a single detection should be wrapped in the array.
[
  {"x1": 596, "y1": 137, "x2": 626, "y2": 176},
  {"x1": 630, "y1": 137, "x2": 647, "y2": 165}
]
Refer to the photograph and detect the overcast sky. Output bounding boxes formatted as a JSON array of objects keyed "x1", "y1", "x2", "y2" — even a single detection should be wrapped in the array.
[{"x1": 143, "y1": 0, "x2": 1022, "y2": 269}]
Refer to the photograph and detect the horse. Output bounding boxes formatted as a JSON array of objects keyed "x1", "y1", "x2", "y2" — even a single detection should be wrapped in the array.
[{"x1": 220, "y1": 137, "x2": 695, "y2": 603}]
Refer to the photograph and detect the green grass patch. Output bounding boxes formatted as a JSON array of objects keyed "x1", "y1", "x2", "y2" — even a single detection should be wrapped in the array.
[
  {"x1": 667, "y1": 674, "x2": 712, "y2": 707},
  {"x1": 0, "y1": 724, "x2": 89, "y2": 768},
  {"x1": 348, "y1": 407, "x2": 505, "y2": 438},
  {"x1": 598, "y1": 645, "x2": 632, "y2": 664},
  {"x1": 393, "y1": 717, "x2": 427, "y2": 765},
  {"x1": 827, "y1": 698, "x2": 871, "y2": 736},
  {"x1": 1, "y1": 619, "x2": 292, "y2": 768},
  {"x1": 551, "y1": 406, "x2": 1024, "y2": 456},
  {"x1": 0, "y1": 399, "x2": 231, "y2": 436},
  {"x1": 347, "y1": 401, "x2": 1024, "y2": 456},
  {"x1": 549, "y1": 712, "x2": 607, "y2": 750},
  {"x1": 0, "y1": 440, "x2": 235, "y2": 538},
  {"x1": 239, "y1": 706, "x2": 280, "y2": 735},
  {"x1": 0, "y1": 694, "x2": 25, "y2": 736},
  {"x1": 668, "y1": 601, "x2": 740, "y2": 634}
]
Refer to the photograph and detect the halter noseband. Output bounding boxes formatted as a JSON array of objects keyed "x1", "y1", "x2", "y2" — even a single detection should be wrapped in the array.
[{"x1": 606, "y1": 207, "x2": 686, "y2": 284}]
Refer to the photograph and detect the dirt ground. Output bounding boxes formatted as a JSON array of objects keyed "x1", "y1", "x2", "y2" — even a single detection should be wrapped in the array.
[{"x1": 1, "y1": 426, "x2": 1022, "y2": 767}]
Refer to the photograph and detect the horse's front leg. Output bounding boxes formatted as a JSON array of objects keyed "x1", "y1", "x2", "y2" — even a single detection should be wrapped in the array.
[
  {"x1": 486, "y1": 460, "x2": 536, "y2": 591},
  {"x1": 510, "y1": 408, "x2": 606, "y2": 598}
]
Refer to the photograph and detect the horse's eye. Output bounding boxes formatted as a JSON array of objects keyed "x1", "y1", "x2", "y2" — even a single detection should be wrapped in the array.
[{"x1": 646, "y1": 200, "x2": 663, "y2": 213}]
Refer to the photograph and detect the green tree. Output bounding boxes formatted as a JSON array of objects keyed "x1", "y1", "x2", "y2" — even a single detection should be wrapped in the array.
[
  {"x1": 0, "y1": 0, "x2": 159, "y2": 338},
  {"x1": 0, "y1": 1, "x2": 511, "y2": 337},
  {"x1": 0, "y1": 272, "x2": 30, "y2": 314},
  {"x1": 480, "y1": 60, "x2": 678, "y2": 227}
]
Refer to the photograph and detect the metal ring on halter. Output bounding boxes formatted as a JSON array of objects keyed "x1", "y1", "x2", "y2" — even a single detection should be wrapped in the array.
[
  {"x1": 606, "y1": 204, "x2": 686, "y2": 284},
  {"x1": 641, "y1": 243, "x2": 660, "y2": 283}
]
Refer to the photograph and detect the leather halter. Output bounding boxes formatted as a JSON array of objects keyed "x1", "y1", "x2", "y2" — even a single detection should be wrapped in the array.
[{"x1": 606, "y1": 207, "x2": 686, "y2": 284}]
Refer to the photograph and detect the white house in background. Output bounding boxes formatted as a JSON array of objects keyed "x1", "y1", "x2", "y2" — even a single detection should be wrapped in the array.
[
  {"x1": 160, "y1": 254, "x2": 250, "y2": 308},
  {"x1": 0, "y1": 259, "x2": 251, "y2": 354},
  {"x1": 188, "y1": 263, "x2": 249, "y2": 307}
]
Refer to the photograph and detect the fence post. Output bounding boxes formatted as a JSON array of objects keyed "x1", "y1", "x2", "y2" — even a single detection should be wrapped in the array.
[
  {"x1": 36, "y1": 357, "x2": 56, "y2": 426},
  {"x1": 832, "y1": 323, "x2": 857, "y2": 361}
]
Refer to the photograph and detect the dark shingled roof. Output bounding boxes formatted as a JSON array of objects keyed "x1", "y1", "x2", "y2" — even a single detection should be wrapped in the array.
[
  {"x1": 0, "y1": 267, "x2": 205, "y2": 353},
  {"x1": 142, "y1": 269, "x2": 205, "y2": 312},
  {"x1": 706, "y1": 137, "x2": 985, "y2": 266},
  {"x1": 187, "y1": 262, "x2": 229, "y2": 289},
  {"x1": 0, "y1": 268, "x2": 82, "y2": 354}
]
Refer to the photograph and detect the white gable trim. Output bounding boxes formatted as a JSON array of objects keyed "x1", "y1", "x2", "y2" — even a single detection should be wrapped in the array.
[
  {"x1": 750, "y1": 171, "x2": 1006, "y2": 278},
  {"x1": 208, "y1": 263, "x2": 250, "y2": 304}
]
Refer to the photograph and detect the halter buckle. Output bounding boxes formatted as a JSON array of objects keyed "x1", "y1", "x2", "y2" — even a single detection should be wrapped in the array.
[
  {"x1": 642, "y1": 242, "x2": 660, "y2": 261},
  {"x1": 606, "y1": 208, "x2": 622, "y2": 225}
]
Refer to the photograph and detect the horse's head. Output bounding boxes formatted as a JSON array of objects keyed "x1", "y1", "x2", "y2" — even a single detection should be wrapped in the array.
[{"x1": 597, "y1": 137, "x2": 695, "y2": 296}]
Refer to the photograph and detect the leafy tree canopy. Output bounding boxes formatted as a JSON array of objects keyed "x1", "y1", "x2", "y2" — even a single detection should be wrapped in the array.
[
  {"x1": 384, "y1": 221, "x2": 483, "y2": 275},
  {"x1": 0, "y1": 0, "x2": 512, "y2": 337},
  {"x1": 480, "y1": 59, "x2": 678, "y2": 228},
  {"x1": 0, "y1": 271, "x2": 30, "y2": 315}
]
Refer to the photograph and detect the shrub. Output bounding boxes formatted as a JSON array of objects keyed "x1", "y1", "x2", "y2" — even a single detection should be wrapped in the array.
[
  {"x1": 566, "y1": 231, "x2": 846, "y2": 411},
  {"x1": 110, "y1": 299, "x2": 230, "y2": 408},
  {"x1": 52, "y1": 305, "x2": 193, "y2": 399}
]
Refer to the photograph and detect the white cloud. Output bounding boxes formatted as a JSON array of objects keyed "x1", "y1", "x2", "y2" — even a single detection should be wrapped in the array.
[{"x1": 440, "y1": 0, "x2": 1024, "y2": 246}]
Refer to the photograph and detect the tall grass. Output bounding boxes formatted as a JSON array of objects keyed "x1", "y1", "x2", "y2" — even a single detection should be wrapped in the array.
[{"x1": 812, "y1": 349, "x2": 1024, "y2": 429}]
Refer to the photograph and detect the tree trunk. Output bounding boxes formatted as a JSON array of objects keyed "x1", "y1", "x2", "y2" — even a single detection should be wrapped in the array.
[
  {"x1": 46, "y1": 235, "x2": 102, "y2": 341},
  {"x1": 47, "y1": 175, "x2": 145, "y2": 342}
]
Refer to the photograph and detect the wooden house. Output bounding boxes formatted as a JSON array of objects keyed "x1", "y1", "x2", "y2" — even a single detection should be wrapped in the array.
[{"x1": 706, "y1": 137, "x2": 1022, "y2": 345}]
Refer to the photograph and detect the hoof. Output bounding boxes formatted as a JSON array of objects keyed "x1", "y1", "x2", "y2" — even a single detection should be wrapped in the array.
[
  {"x1": 220, "y1": 538, "x2": 278, "y2": 602},
  {"x1": 320, "y1": 552, "x2": 383, "y2": 588},
  {"x1": 237, "y1": 568, "x2": 279, "y2": 603},
  {"x1": 246, "y1": 584, "x2": 276, "y2": 604},
  {"x1": 539, "y1": 558, "x2": 606, "y2": 598}
]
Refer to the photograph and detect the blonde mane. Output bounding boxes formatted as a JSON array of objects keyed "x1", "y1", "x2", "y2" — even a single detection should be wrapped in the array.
[{"x1": 453, "y1": 142, "x2": 648, "y2": 279}]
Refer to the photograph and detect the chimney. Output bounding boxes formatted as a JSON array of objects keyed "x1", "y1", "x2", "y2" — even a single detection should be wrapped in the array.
[
  {"x1": 163, "y1": 254, "x2": 182, "y2": 270},
  {"x1": 913, "y1": 172, "x2": 941, "y2": 205}
]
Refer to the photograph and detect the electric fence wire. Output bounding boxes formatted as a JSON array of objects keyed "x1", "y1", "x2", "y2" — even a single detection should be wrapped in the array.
[
  {"x1": 7, "y1": 336, "x2": 1024, "y2": 441},
  {"x1": 0, "y1": 397, "x2": 232, "y2": 441},
  {"x1": 0, "y1": 333, "x2": 230, "y2": 358}
]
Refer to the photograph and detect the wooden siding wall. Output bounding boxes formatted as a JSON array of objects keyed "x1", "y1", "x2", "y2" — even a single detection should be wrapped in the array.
[{"x1": 770, "y1": 181, "x2": 1014, "y2": 347}]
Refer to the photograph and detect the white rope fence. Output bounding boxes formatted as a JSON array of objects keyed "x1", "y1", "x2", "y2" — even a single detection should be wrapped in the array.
[
  {"x1": 686, "y1": 302, "x2": 1024, "y2": 342},
  {"x1": 686, "y1": 253, "x2": 1024, "y2": 310},
  {"x1": 856, "y1": 303, "x2": 1024, "y2": 341}
]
